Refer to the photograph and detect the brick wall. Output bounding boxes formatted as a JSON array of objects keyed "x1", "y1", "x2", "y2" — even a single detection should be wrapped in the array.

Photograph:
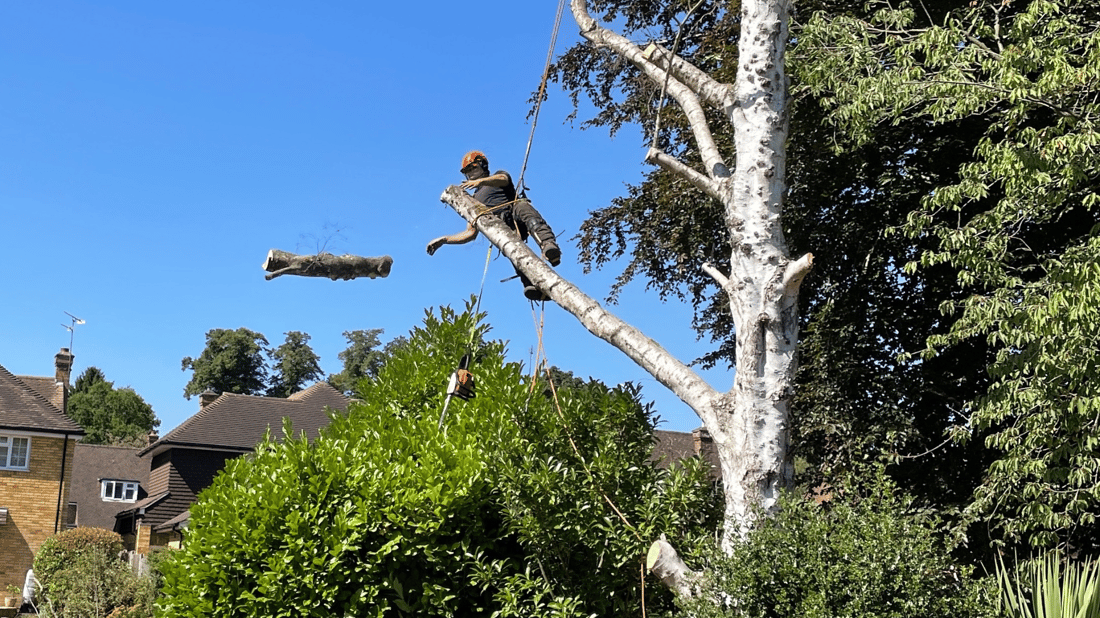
[{"x1": 0, "y1": 435, "x2": 77, "y2": 592}]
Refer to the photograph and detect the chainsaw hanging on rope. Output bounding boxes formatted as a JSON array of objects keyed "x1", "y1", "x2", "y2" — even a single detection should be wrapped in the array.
[{"x1": 438, "y1": 353, "x2": 475, "y2": 429}]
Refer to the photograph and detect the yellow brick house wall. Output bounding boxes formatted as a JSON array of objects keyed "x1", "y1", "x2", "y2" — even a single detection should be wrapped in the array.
[{"x1": 0, "y1": 435, "x2": 78, "y2": 592}]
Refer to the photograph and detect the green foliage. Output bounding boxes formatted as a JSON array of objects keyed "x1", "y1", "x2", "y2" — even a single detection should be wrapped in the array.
[
  {"x1": 106, "y1": 550, "x2": 175, "y2": 618},
  {"x1": 797, "y1": 0, "x2": 1100, "y2": 551},
  {"x1": 181, "y1": 327, "x2": 270, "y2": 399},
  {"x1": 266, "y1": 331, "x2": 324, "y2": 397},
  {"x1": 159, "y1": 300, "x2": 717, "y2": 617},
  {"x1": 68, "y1": 367, "x2": 160, "y2": 446},
  {"x1": 327, "y1": 328, "x2": 406, "y2": 395},
  {"x1": 997, "y1": 553, "x2": 1100, "y2": 618},
  {"x1": 680, "y1": 472, "x2": 997, "y2": 618},
  {"x1": 34, "y1": 528, "x2": 135, "y2": 618}
]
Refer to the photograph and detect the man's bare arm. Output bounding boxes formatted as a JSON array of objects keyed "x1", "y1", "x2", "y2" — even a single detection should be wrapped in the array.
[
  {"x1": 426, "y1": 223, "x2": 478, "y2": 255},
  {"x1": 460, "y1": 172, "x2": 511, "y2": 191}
]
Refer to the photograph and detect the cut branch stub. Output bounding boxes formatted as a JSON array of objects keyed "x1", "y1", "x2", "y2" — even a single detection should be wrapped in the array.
[{"x1": 262, "y1": 249, "x2": 393, "y2": 281}]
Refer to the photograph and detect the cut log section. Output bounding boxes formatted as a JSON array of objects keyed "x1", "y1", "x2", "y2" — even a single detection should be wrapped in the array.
[{"x1": 262, "y1": 249, "x2": 393, "y2": 281}]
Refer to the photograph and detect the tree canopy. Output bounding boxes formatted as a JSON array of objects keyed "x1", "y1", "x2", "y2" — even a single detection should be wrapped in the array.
[
  {"x1": 266, "y1": 331, "x2": 324, "y2": 398},
  {"x1": 181, "y1": 328, "x2": 270, "y2": 399},
  {"x1": 796, "y1": 0, "x2": 1100, "y2": 551},
  {"x1": 67, "y1": 366, "x2": 159, "y2": 446}
]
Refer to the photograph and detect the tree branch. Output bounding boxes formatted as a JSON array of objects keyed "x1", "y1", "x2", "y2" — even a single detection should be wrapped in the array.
[
  {"x1": 571, "y1": 0, "x2": 730, "y2": 181},
  {"x1": 440, "y1": 186, "x2": 721, "y2": 424},
  {"x1": 646, "y1": 147, "x2": 726, "y2": 202},
  {"x1": 643, "y1": 41, "x2": 736, "y2": 111},
  {"x1": 646, "y1": 537, "x2": 700, "y2": 598},
  {"x1": 261, "y1": 249, "x2": 393, "y2": 281},
  {"x1": 702, "y1": 261, "x2": 730, "y2": 289}
]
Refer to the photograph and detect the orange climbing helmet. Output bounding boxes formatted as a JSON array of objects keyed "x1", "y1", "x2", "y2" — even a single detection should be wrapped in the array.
[{"x1": 460, "y1": 150, "x2": 489, "y2": 173}]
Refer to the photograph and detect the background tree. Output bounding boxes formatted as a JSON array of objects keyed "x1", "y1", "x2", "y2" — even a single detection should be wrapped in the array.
[
  {"x1": 796, "y1": 0, "x2": 1100, "y2": 552},
  {"x1": 266, "y1": 331, "x2": 323, "y2": 398},
  {"x1": 327, "y1": 329, "x2": 407, "y2": 395},
  {"x1": 160, "y1": 301, "x2": 718, "y2": 617},
  {"x1": 67, "y1": 366, "x2": 159, "y2": 446},
  {"x1": 181, "y1": 328, "x2": 270, "y2": 399},
  {"x1": 555, "y1": 0, "x2": 999, "y2": 515}
]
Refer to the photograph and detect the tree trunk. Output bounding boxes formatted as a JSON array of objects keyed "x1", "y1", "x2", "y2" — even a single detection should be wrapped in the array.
[
  {"x1": 441, "y1": 0, "x2": 809, "y2": 595},
  {"x1": 261, "y1": 249, "x2": 393, "y2": 281}
]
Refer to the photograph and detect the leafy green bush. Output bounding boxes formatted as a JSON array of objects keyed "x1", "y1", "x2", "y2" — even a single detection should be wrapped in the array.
[
  {"x1": 107, "y1": 549, "x2": 175, "y2": 618},
  {"x1": 681, "y1": 471, "x2": 996, "y2": 618},
  {"x1": 34, "y1": 527, "x2": 135, "y2": 618},
  {"x1": 159, "y1": 300, "x2": 718, "y2": 617}
]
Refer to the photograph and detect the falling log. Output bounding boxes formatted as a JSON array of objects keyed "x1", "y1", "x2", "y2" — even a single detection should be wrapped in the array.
[{"x1": 262, "y1": 249, "x2": 393, "y2": 281}]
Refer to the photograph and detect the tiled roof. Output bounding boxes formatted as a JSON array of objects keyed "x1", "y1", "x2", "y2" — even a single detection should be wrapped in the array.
[
  {"x1": 70, "y1": 444, "x2": 150, "y2": 530},
  {"x1": 0, "y1": 364, "x2": 83, "y2": 434},
  {"x1": 154, "y1": 509, "x2": 190, "y2": 533},
  {"x1": 140, "y1": 382, "x2": 349, "y2": 455},
  {"x1": 652, "y1": 429, "x2": 697, "y2": 467}
]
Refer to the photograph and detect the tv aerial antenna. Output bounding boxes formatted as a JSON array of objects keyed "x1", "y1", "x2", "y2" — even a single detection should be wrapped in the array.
[{"x1": 62, "y1": 312, "x2": 85, "y2": 352}]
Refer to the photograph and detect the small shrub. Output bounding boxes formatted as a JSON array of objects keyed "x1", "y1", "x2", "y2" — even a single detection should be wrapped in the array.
[
  {"x1": 34, "y1": 527, "x2": 135, "y2": 618},
  {"x1": 682, "y1": 470, "x2": 997, "y2": 618}
]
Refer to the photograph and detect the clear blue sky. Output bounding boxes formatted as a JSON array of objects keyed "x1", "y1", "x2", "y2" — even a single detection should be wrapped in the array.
[{"x1": 2, "y1": 1, "x2": 727, "y2": 435}]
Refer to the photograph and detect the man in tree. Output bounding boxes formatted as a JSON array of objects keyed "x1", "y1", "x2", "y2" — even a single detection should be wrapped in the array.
[{"x1": 426, "y1": 150, "x2": 562, "y2": 300}]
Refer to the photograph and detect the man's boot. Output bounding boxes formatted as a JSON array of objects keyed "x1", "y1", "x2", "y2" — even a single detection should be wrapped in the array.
[
  {"x1": 540, "y1": 238, "x2": 561, "y2": 267},
  {"x1": 519, "y1": 272, "x2": 550, "y2": 302}
]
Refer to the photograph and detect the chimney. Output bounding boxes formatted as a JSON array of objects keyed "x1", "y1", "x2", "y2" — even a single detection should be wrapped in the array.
[
  {"x1": 692, "y1": 426, "x2": 719, "y2": 479},
  {"x1": 199, "y1": 389, "x2": 219, "y2": 409},
  {"x1": 54, "y1": 348, "x2": 74, "y2": 385},
  {"x1": 147, "y1": 430, "x2": 159, "y2": 446}
]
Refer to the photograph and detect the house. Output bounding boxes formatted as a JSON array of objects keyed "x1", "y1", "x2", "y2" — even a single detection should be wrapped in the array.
[
  {"x1": 68, "y1": 442, "x2": 151, "y2": 531},
  {"x1": 0, "y1": 349, "x2": 84, "y2": 593},
  {"x1": 116, "y1": 382, "x2": 349, "y2": 552}
]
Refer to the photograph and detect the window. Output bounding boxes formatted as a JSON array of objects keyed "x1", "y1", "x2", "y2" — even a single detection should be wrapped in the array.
[
  {"x1": 0, "y1": 436, "x2": 30, "y2": 470},
  {"x1": 101, "y1": 480, "x2": 139, "y2": 503}
]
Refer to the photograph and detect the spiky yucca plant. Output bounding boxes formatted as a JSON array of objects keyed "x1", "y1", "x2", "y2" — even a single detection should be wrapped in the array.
[{"x1": 997, "y1": 552, "x2": 1100, "y2": 618}]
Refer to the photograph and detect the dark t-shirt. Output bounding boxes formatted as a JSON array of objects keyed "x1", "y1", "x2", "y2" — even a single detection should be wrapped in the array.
[
  {"x1": 471, "y1": 170, "x2": 517, "y2": 208},
  {"x1": 472, "y1": 170, "x2": 523, "y2": 234}
]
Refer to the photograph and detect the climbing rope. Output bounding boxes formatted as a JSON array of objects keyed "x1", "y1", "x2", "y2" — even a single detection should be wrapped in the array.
[
  {"x1": 650, "y1": 0, "x2": 707, "y2": 151},
  {"x1": 516, "y1": 0, "x2": 568, "y2": 194}
]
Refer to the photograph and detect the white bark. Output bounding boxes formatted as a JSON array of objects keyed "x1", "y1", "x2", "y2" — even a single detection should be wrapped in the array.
[
  {"x1": 646, "y1": 537, "x2": 700, "y2": 598},
  {"x1": 570, "y1": 0, "x2": 810, "y2": 555},
  {"x1": 440, "y1": 0, "x2": 811, "y2": 595}
]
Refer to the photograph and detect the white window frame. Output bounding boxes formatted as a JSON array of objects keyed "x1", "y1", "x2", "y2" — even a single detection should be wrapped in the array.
[
  {"x1": 0, "y1": 435, "x2": 31, "y2": 470},
  {"x1": 101, "y1": 479, "x2": 140, "y2": 503}
]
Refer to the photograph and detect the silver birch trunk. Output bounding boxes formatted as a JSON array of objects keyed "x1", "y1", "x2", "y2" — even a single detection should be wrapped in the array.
[{"x1": 440, "y1": 0, "x2": 811, "y2": 592}]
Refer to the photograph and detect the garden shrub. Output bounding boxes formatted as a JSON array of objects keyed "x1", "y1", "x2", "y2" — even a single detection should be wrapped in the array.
[
  {"x1": 158, "y1": 300, "x2": 718, "y2": 617},
  {"x1": 680, "y1": 470, "x2": 997, "y2": 618},
  {"x1": 34, "y1": 527, "x2": 135, "y2": 618}
]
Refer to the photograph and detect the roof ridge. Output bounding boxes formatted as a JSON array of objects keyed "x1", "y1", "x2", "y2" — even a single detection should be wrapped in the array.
[{"x1": 2, "y1": 365, "x2": 64, "y2": 415}]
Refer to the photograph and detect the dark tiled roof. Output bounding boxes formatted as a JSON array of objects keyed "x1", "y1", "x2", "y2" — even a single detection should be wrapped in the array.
[
  {"x1": 70, "y1": 444, "x2": 150, "y2": 530},
  {"x1": 0, "y1": 364, "x2": 83, "y2": 434},
  {"x1": 116, "y1": 491, "x2": 170, "y2": 517},
  {"x1": 652, "y1": 429, "x2": 697, "y2": 467},
  {"x1": 140, "y1": 382, "x2": 349, "y2": 455},
  {"x1": 154, "y1": 509, "x2": 190, "y2": 533}
]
